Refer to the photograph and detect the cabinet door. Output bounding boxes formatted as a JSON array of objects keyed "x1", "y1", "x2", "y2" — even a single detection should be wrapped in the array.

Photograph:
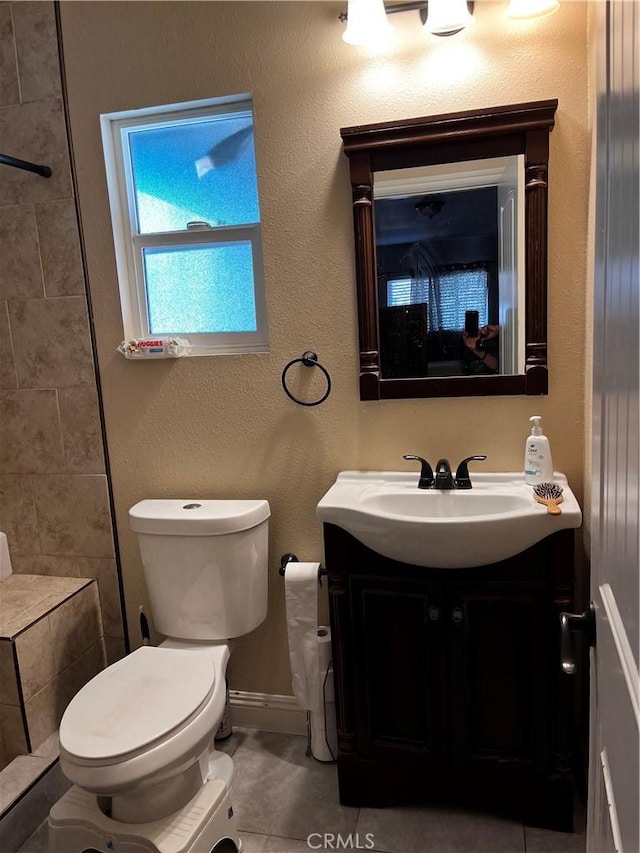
[
  {"x1": 349, "y1": 575, "x2": 446, "y2": 762},
  {"x1": 448, "y1": 580, "x2": 550, "y2": 775}
]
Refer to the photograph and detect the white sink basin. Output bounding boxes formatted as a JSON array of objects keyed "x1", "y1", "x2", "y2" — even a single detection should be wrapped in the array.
[{"x1": 316, "y1": 471, "x2": 582, "y2": 569}]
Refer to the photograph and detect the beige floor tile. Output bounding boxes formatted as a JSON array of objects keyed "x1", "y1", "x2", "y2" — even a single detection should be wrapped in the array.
[
  {"x1": 0, "y1": 754, "x2": 50, "y2": 814},
  {"x1": 264, "y1": 836, "x2": 321, "y2": 852},
  {"x1": 14, "y1": 820, "x2": 49, "y2": 853},
  {"x1": 525, "y1": 825, "x2": 586, "y2": 853},
  {"x1": 11, "y1": 729, "x2": 587, "y2": 853},
  {"x1": 231, "y1": 730, "x2": 358, "y2": 840},
  {"x1": 241, "y1": 832, "x2": 269, "y2": 853}
]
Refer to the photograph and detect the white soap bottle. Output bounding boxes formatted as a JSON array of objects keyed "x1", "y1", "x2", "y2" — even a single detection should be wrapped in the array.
[{"x1": 524, "y1": 416, "x2": 554, "y2": 484}]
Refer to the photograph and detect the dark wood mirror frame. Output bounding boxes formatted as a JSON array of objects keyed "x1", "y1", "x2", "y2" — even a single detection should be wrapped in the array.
[{"x1": 341, "y1": 99, "x2": 558, "y2": 400}]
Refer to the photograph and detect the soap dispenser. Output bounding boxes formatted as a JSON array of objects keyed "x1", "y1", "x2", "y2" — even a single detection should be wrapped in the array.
[{"x1": 524, "y1": 416, "x2": 554, "y2": 484}]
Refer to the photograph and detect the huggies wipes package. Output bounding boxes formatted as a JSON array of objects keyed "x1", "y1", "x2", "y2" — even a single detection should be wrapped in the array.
[{"x1": 117, "y1": 338, "x2": 189, "y2": 359}]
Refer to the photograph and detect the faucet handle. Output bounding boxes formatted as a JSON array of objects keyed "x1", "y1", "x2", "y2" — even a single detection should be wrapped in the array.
[
  {"x1": 403, "y1": 455, "x2": 434, "y2": 490},
  {"x1": 454, "y1": 455, "x2": 487, "y2": 489}
]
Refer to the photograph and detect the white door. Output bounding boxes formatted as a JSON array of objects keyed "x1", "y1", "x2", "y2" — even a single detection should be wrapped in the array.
[{"x1": 587, "y1": 2, "x2": 639, "y2": 851}]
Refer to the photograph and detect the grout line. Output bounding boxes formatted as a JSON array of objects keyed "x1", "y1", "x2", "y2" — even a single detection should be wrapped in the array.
[
  {"x1": 8, "y1": 3, "x2": 22, "y2": 106},
  {"x1": 2, "y1": 300, "x2": 20, "y2": 389}
]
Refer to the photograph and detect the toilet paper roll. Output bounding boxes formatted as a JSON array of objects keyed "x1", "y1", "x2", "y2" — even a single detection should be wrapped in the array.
[
  {"x1": 317, "y1": 626, "x2": 332, "y2": 672},
  {"x1": 285, "y1": 562, "x2": 324, "y2": 713}
]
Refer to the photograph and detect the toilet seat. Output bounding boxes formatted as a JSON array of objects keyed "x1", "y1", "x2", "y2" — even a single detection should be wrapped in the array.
[
  {"x1": 59, "y1": 643, "x2": 229, "y2": 796},
  {"x1": 60, "y1": 646, "x2": 215, "y2": 764}
]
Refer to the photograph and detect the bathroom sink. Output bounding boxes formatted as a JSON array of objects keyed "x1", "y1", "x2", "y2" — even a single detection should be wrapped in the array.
[{"x1": 316, "y1": 471, "x2": 582, "y2": 569}]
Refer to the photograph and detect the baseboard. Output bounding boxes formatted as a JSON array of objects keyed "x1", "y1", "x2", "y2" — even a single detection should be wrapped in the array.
[{"x1": 229, "y1": 690, "x2": 307, "y2": 736}]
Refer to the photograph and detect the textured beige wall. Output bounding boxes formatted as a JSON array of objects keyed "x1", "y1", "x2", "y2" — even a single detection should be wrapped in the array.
[{"x1": 58, "y1": 1, "x2": 590, "y2": 695}]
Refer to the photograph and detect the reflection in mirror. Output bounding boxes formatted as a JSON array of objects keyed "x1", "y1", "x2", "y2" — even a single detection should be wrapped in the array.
[
  {"x1": 374, "y1": 157, "x2": 524, "y2": 379},
  {"x1": 340, "y1": 100, "x2": 558, "y2": 400}
]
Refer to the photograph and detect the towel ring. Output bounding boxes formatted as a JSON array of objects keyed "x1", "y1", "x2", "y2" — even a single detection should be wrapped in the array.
[{"x1": 281, "y1": 351, "x2": 331, "y2": 407}]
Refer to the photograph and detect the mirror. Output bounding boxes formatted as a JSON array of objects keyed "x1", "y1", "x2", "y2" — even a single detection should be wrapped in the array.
[{"x1": 340, "y1": 100, "x2": 557, "y2": 400}]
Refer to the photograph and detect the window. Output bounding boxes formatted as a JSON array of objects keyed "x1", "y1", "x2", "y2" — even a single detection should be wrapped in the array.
[
  {"x1": 386, "y1": 266, "x2": 489, "y2": 330},
  {"x1": 101, "y1": 96, "x2": 268, "y2": 355}
]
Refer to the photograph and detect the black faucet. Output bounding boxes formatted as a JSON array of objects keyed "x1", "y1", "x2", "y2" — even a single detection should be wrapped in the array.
[
  {"x1": 434, "y1": 458, "x2": 454, "y2": 490},
  {"x1": 454, "y1": 455, "x2": 487, "y2": 489},
  {"x1": 404, "y1": 454, "x2": 487, "y2": 490},
  {"x1": 403, "y1": 455, "x2": 434, "y2": 489}
]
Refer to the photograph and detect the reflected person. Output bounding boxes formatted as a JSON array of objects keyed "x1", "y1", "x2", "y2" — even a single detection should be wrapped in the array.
[{"x1": 462, "y1": 324, "x2": 499, "y2": 374}]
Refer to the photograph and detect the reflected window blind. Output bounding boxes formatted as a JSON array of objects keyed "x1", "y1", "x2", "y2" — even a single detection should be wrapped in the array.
[{"x1": 387, "y1": 268, "x2": 488, "y2": 330}]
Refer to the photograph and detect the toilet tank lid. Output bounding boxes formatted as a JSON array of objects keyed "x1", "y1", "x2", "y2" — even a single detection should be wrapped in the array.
[{"x1": 129, "y1": 499, "x2": 270, "y2": 535}]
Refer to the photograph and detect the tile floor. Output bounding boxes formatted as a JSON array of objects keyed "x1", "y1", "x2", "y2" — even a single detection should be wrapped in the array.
[{"x1": 16, "y1": 729, "x2": 587, "y2": 853}]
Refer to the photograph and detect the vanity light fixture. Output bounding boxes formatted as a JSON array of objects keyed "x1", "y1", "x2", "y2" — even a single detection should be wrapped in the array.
[
  {"x1": 506, "y1": 0, "x2": 560, "y2": 19},
  {"x1": 339, "y1": 1, "x2": 475, "y2": 45},
  {"x1": 341, "y1": 0, "x2": 391, "y2": 46},
  {"x1": 423, "y1": 0, "x2": 475, "y2": 37}
]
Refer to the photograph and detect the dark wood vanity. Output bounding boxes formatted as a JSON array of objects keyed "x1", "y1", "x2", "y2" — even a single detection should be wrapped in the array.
[{"x1": 324, "y1": 522, "x2": 577, "y2": 831}]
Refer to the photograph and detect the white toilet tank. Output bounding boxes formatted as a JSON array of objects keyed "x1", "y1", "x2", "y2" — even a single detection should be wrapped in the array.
[{"x1": 129, "y1": 499, "x2": 270, "y2": 640}]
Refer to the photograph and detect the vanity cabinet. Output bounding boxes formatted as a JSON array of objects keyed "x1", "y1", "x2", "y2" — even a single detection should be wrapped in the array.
[{"x1": 323, "y1": 523, "x2": 577, "y2": 831}]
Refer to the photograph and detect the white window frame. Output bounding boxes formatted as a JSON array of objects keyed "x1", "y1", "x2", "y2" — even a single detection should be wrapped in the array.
[{"x1": 100, "y1": 95, "x2": 269, "y2": 356}]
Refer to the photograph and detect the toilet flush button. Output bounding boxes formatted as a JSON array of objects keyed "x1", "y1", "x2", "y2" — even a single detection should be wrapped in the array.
[{"x1": 183, "y1": 503, "x2": 202, "y2": 509}]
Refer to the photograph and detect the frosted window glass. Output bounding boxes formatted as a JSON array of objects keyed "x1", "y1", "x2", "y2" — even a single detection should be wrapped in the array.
[
  {"x1": 129, "y1": 116, "x2": 260, "y2": 234},
  {"x1": 143, "y1": 242, "x2": 257, "y2": 335}
]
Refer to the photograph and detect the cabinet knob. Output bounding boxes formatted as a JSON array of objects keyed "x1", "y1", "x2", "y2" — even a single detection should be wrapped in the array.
[
  {"x1": 428, "y1": 605, "x2": 439, "y2": 622},
  {"x1": 451, "y1": 606, "x2": 464, "y2": 624}
]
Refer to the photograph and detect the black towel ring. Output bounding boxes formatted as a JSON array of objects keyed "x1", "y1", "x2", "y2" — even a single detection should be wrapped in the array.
[{"x1": 281, "y1": 351, "x2": 331, "y2": 407}]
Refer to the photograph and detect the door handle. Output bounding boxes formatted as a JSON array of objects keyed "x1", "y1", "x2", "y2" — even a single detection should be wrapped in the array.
[{"x1": 559, "y1": 602, "x2": 596, "y2": 675}]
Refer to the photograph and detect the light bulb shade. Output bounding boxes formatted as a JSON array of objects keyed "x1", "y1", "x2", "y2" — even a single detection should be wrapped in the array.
[
  {"x1": 342, "y1": 0, "x2": 391, "y2": 46},
  {"x1": 506, "y1": 0, "x2": 560, "y2": 20},
  {"x1": 424, "y1": 0, "x2": 475, "y2": 37}
]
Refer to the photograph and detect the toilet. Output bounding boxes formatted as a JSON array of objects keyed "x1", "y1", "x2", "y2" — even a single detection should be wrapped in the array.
[{"x1": 49, "y1": 498, "x2": 270, "y2": 853}]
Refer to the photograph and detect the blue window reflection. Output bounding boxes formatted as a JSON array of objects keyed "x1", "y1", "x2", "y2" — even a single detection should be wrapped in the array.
[{"x1": 129, "y1": 116, "x2": 260, "y2": 234}]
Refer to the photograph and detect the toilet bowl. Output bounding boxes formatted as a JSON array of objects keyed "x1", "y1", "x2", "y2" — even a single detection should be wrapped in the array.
[
  {"x1": 50, "y1": 498, "x2": 270, "y2": 851},
  {"x1": 59, "y1": 641, "x2": 230, "y2": 822}
]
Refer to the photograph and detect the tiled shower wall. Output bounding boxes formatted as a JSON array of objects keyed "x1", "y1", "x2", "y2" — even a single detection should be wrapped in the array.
[{"x1": 0, "y1": 2, "x2": 125, "y2": 664}]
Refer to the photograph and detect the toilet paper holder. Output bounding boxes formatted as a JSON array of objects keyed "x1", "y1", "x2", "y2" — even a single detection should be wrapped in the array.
[{"x1": 279, "y1": 553, "x2": 327, "y2": 581}]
